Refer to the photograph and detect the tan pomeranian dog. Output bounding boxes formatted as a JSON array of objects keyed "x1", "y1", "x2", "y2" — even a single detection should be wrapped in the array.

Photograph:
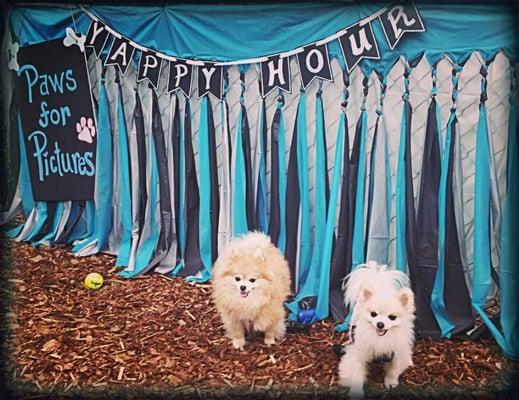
[{"x1": 212, "y1": 231, "x2": 291, "y2": 350}]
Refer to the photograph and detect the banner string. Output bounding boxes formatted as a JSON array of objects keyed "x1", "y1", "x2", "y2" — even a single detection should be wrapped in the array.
[{"x1": 78, "y1": 4, "x2": 390, "y2": 67}]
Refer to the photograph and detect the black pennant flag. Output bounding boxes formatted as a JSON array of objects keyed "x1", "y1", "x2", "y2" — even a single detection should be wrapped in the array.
[
  {"x1": 168, "y1": 60, "x2": 193, "y2": 98},
  {"x1": 379, "y1": 2, "x2": 425, "y2": 50},
  {"x1": 338, "y1": 22, "x2": 380, "y2": 72},
  {"x1": 260, "y1": 56, "x2": 291, "y2": 98},
  {"x1": 198, "y1": 63, "x2": 223, "y2": 100},
  {"x1": 137, "y1": 51, "x2": 162, "y2": 89},
  {"x1": 85, "y1": 20, "x2": 110, "y2": 58},
  {"x1": 296, "y1": 43, "x2": 333, "y2": 89},
  {"x1": 105, "y1": 35, "x2": 136, "y2": 75}
]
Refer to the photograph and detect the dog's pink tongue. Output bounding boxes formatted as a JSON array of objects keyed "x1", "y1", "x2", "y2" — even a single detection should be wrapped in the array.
[
  {"x1": 240, "y1": 291, "x2": 249, "y2": 298},
  {"x1": 377, "y1": 329, "x2": 387, "y2": 336}
]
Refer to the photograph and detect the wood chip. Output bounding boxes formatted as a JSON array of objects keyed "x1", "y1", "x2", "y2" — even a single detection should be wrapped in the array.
[
  {"x1": 117, "y1": 367, "x2": 124, "y2": 381},
  {"x1": 2, "y1": 239, "x2": 514, "y2": 396}
]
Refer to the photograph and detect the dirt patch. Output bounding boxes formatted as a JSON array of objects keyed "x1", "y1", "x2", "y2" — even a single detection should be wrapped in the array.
[{"x1": 1, "y1": 239, "x2": 517, "y2": 399}]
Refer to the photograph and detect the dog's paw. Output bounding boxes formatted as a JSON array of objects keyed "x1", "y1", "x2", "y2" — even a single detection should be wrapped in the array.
[
  {"x1": 264, "y1": 337, "x2": 275, "y2": 347},
  {"x1": 232, "y1": 338, "x2": 245, "y2": 350},
  {"x1": 383, "y1": 376, "x2": 399, "y2": 389}
]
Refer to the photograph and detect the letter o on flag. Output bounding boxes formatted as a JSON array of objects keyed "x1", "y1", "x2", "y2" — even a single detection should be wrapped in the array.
[{"x1": 305, "y1": 49, "x2": 324, "y2": 74}]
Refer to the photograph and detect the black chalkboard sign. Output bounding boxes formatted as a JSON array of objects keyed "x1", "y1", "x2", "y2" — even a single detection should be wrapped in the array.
[{"x1": 15, "y1": 38, "x2": 96, "y2": 201}]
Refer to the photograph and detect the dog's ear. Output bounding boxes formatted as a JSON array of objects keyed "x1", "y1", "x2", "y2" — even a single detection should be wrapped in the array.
[
  {"x1": 398, "y1": 287, "x2": 415, "y2": 312},
  {"x1": 252, "y1": 247, "x2": 267, "y2": 261},
  {"x1": 228, "y1": 246, "x2": 243, "y2": 263},
  {"x1": 360, "y1": 284, "x2": 373, "y2": 303}
]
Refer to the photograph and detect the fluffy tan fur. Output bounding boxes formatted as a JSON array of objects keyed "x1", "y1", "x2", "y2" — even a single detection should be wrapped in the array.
[{"x1": 211, "y1": 232, "x2": 291, "y2": 350}]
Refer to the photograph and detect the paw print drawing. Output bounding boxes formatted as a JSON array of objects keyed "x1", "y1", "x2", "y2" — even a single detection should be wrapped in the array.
[{"x1": 76, "y1": 117, "x2": 96, "y2": 144}]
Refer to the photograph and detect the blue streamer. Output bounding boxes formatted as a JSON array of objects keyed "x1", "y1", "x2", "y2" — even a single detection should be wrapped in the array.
[
  {"x1": 351, "y1": 110, "x2": 368, "y2": 267},
  {"x1": 395, "y1": 103, "x2": 408, "y2": 272},
  {"x1": 195, "y1": 96, "x2": 213, "y2": 280},
  {"x1": 431, "y1": 111, "x2": 456, "y2": 338},
  {"x1": 472, "y1": 103, "x2": 491, "y2": 316},
  {"x1": 232, "y1": 106, "x2": 248, "y2": 236},
  {"x1": 61, "y1": 202, "x2": 87, "y2": 243},
  {"x1": 115, "y1": 85, "x2": 133, "y2": 267},
  {"x1": 295, "y1": 93, "x2": 312, "y2": 288},
  {"x1": 122, "y1": 124, "x2": 160, "y2": 278},
  {"x1": 314, "y1": 112, "x2": 346, "y2": 322},
  {"x1": 33, "y1": 202, "x2": 65, "y2": 246},
  {"x1": 470, "y1": 96, "x2": 519, "y2": 359},
  {"x1": 286, "y1": 90, "x2": 328, "y2": 318},
  {"x1": 17, "y1": 112, "x2": 34, "y2": 217},
  {"x1": 25, "y1": 201, "x2": 48, "y2": 242},
  {"x1": 72, "y1": 80, "x2": 113, "y2": 255}
]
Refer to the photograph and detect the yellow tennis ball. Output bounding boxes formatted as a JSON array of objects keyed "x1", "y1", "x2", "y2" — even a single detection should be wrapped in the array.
[{"x1": 84, "y1": 272, "x2": 104, "y2": 290}]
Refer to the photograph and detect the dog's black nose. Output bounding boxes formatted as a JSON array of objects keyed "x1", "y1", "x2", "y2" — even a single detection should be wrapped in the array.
[
  {"x1": 240, "y1": 285, "x2": 246, "y2": 292},
  {"x1": 377, "y1": 322, "x2": 385, "y2": 329}
]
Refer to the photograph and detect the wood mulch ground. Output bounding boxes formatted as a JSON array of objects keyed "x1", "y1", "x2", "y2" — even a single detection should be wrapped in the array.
[{"x1": 0, "y1": 238, "x2": 517, "y2": 399}]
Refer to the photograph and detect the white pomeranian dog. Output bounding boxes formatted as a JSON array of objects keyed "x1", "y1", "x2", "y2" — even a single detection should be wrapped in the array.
[
  {"x1": 338, "y1": 261, "x2": 415, "y2": 398},
  {"x1": 211, "y1": 232, "x2": 291, "y2": 350}
]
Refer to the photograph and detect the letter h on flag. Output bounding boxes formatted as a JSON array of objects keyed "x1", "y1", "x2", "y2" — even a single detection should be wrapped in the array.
[{"x1": 260, "y1": 55, "x2": 291, "y2": 98}]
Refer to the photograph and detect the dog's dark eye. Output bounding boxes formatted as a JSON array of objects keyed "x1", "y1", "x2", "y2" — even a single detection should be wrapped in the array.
[
  {"x1": 249, "y1": 278, "x2": 256, "y2": 283},
  {"x1": 388, "y1": 315, "x2": 397, "y2": 321},
  {"x1": 370, "y1": 311, "x2": 377, "y2": 317},
  {"x1": 235, "y1": 276, "x2": 241, "y2": 282}
]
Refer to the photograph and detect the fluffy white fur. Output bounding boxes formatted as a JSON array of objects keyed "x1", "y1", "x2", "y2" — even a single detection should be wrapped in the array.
[
  {"x1": 338, "y1": 261, "x2": 415, "y2": 398},
  {"x1": 212, "y1": 231, "x2": 291, "y2": 350}
]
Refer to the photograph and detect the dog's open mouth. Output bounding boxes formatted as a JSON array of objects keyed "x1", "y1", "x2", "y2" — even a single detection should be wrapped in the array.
[
  {"x1": 376, "y1": 328, "x2": 388, "y2": 336},
  {"x1": 240, "y1": 291, "x2": 250, "y2": 298}
]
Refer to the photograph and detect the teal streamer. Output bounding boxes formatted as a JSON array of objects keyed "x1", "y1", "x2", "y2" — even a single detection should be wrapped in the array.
[
  {"x1": 338, "y1": 109, "x2": 370, "y2": 332},
  {"x1": 314, "y1": 112, "x2": 346, "y2": 322},
  {"x1": 64, "y1": 202, "x2": 89, "y2": 243},
  {"x1": 71, "y1": 203, "x2": 95, "y2": 249},
  {"x1": 17, "y1": 111, "x2": 34, "y2": 217},
  {"x1": 33, "y1": 202, "x2": 65, "y2": 246},
  {"x1": 84, "y1": 200, "x2": 96, "y2": 240},
  {"x1": 295, "y1": 93, "x2": 312, "y2": 288},
  {"x1": 286, "y1": 91, "x2": 328, "y2": 318},
  {"x1": 121, "y1": 127, "x2": 160, "y2": 278},
  {"x1": 25, "y1": 201, "x2": 48, "y2": 242},
  {"x1": 196, "y1": 96, "x2": 213, "y2": 280},
  {"x1": 385, "y1": 123, "x2": 392, "y2": 243},
  {"x1": 472, "y1": 103, "x2": 491, "y2": 314},
  {"x1": 6, "y1": 225, "x2": 23, "y2": 238},
  {"x1": 351, "y1": 109, "x2": 368, "y2": 267},
  {"x1": 115, "y1": 85, "x2": 133, "y2": 267},
  {"x1": 72, "y1": 80, "x2": 113, "y2": 255},
  {"x1": 395, "y1": 103, "x2": 408, "y2": 272},
  {"x1": 91, "y1": 82, "x2": 113, "y2": 251},
  {"x1": 232, "y1": 106, "x2": 248, "y2": 236},
  {"x1": 467, "y1": 95, "x2": 519, "y2": 359}
]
